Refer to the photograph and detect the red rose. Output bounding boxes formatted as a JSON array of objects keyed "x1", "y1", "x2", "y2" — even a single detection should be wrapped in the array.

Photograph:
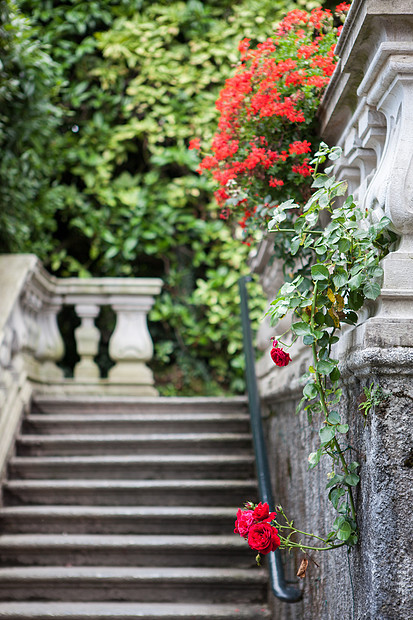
[
  {"x1": 234, "y1": 508, "x2": 254, "y2": 538},
  {"x1": 252, "y1": 502, "x2": 277, "y2": 523},
  {"x1": 247, "y1": 522, "x2": 281, "y2": 555},
  {"x1": 270, "y1": 341, "x2": 292, "y2": 367}
]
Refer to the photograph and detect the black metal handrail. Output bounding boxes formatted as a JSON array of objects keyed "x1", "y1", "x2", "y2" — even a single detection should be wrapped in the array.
[{"x1": 239, "y1": 275, "x2": 301, "y2": 603}]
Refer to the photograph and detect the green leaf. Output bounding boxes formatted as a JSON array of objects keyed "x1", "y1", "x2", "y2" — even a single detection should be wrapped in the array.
[
  {"x1": 311, "y1": 264, "x2": 330, "y2": 281},
  {"x1": 319, "y1": 425, "x2": 335, "y2": 444},
  {"x1": 317, "y1": 360, "x2": 336, "y2": 375},
  {"x1": 329, "y1": 487, "x2": 346, "y2": 509},
  {"x1": 303, "y1": 382, "x2": 318, "y2": 400},
  {"x1": 333, "y1": 515, "x2": 346, "y2": 530},
  {"x1": 291, "y1": 322, "x2": 312, "y2": 336},
  {"x1": 290, "y1": 236, "x2": 301, "y2": 255},
  {"x1": 338, "y1": 238, "x2": 351, "y2": 253},
  {"x1": 363, "y1": 281, "x2": 381, "y2": 300},
  {"x1": 312, "y1": 174, "x2": 329, "y2": 188},
  {"x1": 327, "y1": 474, "x2": 345, "y2": 491},
  {"x1": 328, "y1": 410, "x2": 341, "y2": 425},
  {"x1": 348, "y1": 290, "x2": 365, "y2": 311},
  {"x1": 348, "y1": 272, "x2": 363, "y2": 290},
  {"x1": 330, "y1": 367, "x2": 341, "y2": 382},
  {"x1": 345, "y1": 473, "x2": 360, "y2": 486},
  {"x1": 333, "y1": 267, "x2": 348, "y2": 289},
  {"x1": 303, "y1": 334, "x2": 315, "y2": 345},
  {"x1": 337, "y1": 423, "x2": 349, "y2": 434},
  {"x1": 348, "y1": 461, "x2": 360, "y2": 472},
  {"x1": 337, "y1": 521, "x2": 352, "y2": 541}
]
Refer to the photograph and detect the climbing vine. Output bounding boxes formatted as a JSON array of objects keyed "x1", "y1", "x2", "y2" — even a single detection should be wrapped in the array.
[{"x1": 235, "y1": 142, "x2": 395, "y2": 563}]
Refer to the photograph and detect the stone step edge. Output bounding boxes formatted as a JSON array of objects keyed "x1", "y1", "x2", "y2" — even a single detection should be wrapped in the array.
[
  {"x1": 4, "y1": 479, "x2": 256, "y2": 489},
  {"x1": 0, "y1": 602, "x2": 270, "y2": 619},
  {"x1": 25, "y1": 413, "x2": 250, "y2": 422},
  {"x1": 0, "y1": 506, "x2": 236, "y2": 517},
  {"x1": 17, "y1": 432, "x2": 252, "y2": 442},
  {"x1": 32, "y1": 395, "x2": 248, "y2": 415},
  {"x1": 0, "y1": 566, "x2": 266, "y2": 582},
  {"x1": 9, "y1": 454, "x2": 254, "y2": 465},
  {"x1": 0, "y1": 534, "x2": 245, "y2": 550}
]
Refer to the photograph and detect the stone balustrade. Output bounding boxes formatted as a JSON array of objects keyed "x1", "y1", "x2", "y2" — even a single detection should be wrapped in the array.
[{"x1": 0, "y1": 254, "x2": 162, "y2": 474}]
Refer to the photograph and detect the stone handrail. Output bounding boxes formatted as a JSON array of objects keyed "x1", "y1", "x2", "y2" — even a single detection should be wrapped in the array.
[{"x1": 0, "y1": 254, "x2": 162, "y2": 475}]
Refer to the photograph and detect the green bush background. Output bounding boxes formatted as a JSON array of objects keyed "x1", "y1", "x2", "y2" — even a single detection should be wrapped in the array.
[{"x1": 0, "y1": 0, "x2": 336, "y2": 394}]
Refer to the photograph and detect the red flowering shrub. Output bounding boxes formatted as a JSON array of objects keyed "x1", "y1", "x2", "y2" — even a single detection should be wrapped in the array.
[
  {"x1": 270, "y1": 340, "x2": 292, "y2": 367},
  {"x1": 197, "y1": 5, "x2": 349, "y2": 243}
]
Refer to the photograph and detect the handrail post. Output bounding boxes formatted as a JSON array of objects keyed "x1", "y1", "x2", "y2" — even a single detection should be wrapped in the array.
[{"x1": 239, "y1": 275, "x2": 301, "y2": 603}]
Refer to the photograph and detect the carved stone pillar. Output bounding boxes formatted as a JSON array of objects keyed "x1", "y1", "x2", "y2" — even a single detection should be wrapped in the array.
[{"x1": 73, "y1": 304, "x2": 100, "y2": 380}]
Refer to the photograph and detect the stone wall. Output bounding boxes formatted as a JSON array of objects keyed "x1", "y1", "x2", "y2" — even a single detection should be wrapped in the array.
[{"x1": 252, "y1": 2, "x2": 413, "y2": 618}]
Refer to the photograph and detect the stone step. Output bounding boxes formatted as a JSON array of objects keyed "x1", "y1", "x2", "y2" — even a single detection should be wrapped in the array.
[
  {"x1": 32, "y1": 396, "x2": 249, "y2": 416},
  {"x1": 0, "y1": 567, "x2": 267, "y2": 604},
  {"x1": 0, "y1": 534, "x2": 254, "y2": 568},
  {"x1": 8, "y1": 454, "x2": 255, "y2": 480},
  {"x1": 16, "y1": 433, "x2": 252, "y2": 457},
  {"x1": 22, "y1": 412, "x2": 250, "y2": 435},
  {"x1": 0, "y1": 602, "x2": 271, "y2": 619},
  {"x1": 3, "y1": 479, "x2": 258, "y2": 507},
  {"x1": 0, "y1": 506, "x2": 236, "y2": 536}
]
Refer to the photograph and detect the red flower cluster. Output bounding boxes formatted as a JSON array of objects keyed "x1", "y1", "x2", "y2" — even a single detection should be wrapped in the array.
[
  {"x1": 195, "y1": 4, "x2": 349, "y2": 237},
  {"x1": 270, "y1": 340, "x2": 292, "y2": 367},
  {"x1": 234, "y1": 502, "x2": 280, "y2": 555}
]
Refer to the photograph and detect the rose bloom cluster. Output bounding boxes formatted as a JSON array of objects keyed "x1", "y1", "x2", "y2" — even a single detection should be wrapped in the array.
[
  {"x1": 195, "y1": 4, "x2": 350, "y2": 240},
  {"x1": 234, "y1": 501, "x2": 281, "y2": 556}
]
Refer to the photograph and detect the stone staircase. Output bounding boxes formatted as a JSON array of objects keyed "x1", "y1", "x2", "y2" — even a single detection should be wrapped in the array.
[{"x1": 0, "y1": 396, "x2": 271, "y2": 619}]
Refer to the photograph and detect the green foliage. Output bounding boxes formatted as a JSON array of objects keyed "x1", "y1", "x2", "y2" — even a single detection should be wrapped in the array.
[
  {"x1": 358, "y1": 382, "x2": 388, "y2": 418},
  {"x1": 6, "y1": 0, "x2": 320, "y2": 392},
  {"x1": 0, "y1": 0, "x2": 64, "y2": 255},
  {"x1": 267, "y1": 143, "x2": 395, "y2": 551}
]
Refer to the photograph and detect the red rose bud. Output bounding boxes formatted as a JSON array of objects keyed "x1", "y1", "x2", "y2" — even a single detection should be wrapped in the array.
[
  {"x1": 270, "y1": 341, "x2": 292, "y2": 367},
  {"x1": 247, "y1": 522, "x2": 281, "y2": 555}
]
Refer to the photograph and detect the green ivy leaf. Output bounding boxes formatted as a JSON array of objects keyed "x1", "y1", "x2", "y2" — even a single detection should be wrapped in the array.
[{"x1": 311, "y1": 264, "x2": 330, "y2": 281}]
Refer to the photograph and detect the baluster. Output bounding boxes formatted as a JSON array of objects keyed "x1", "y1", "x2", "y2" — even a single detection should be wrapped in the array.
[
  {"x1": 108, "y1": 296, "x2": 156, "y2": 393},
  {"x1": 73, "y1": 304, "x2": 101, "y2": 380}
]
